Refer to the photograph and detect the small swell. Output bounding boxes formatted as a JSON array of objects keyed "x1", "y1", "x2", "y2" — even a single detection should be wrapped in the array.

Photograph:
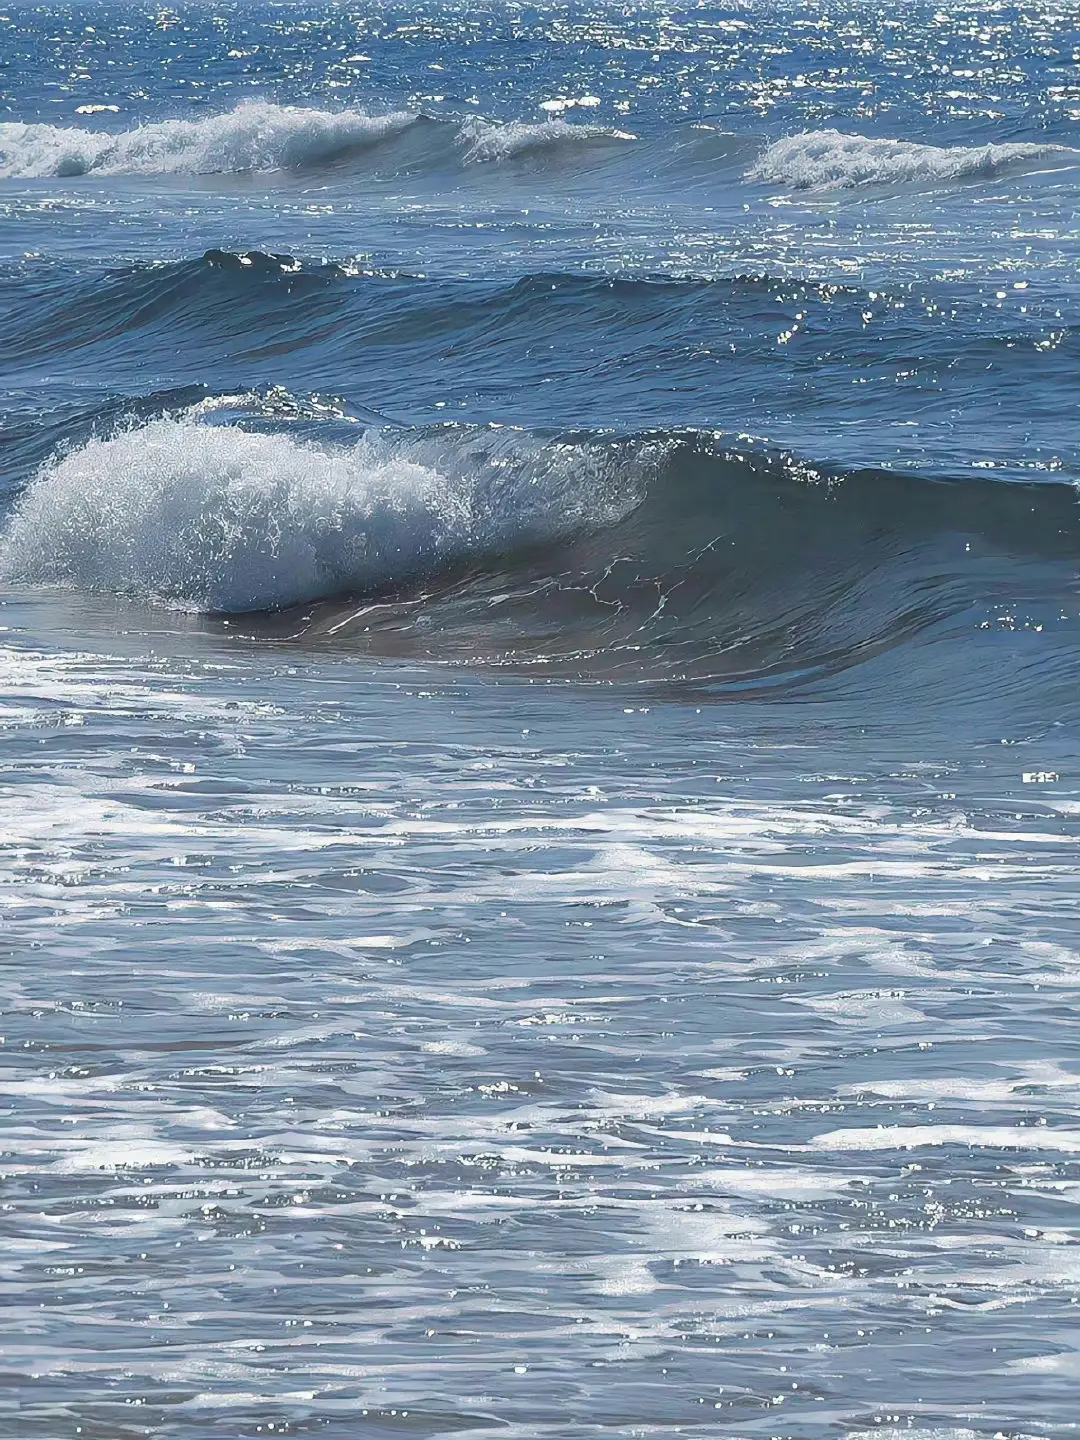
[
  {"x1": 747, "y1": 128, "x2": 1070, "y2": 191},
  {"x1": 0, "y1": 253, "x2": 879, "y2": 374}
]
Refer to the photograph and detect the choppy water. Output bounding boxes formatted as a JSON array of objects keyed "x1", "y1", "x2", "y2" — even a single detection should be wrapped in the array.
[{"x1": 1, "y1": 4, "x2": 1079, "y2": 1438}]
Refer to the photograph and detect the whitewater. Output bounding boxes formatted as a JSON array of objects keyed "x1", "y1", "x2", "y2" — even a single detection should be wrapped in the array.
[
  {"x1": 1, "y1": 3, "x2": 1078, "y2": 1439},
  {"x1": 0, "y1": 417, "x2": 642, "y2": 611}
]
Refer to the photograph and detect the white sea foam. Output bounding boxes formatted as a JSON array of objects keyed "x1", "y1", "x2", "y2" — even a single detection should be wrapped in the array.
[
  {"x1": 0, "y1": 418, "x2": 637, "y2": 612},
  {"x1": 460, "y1": 116, "x2": 635, "y2": 164},
  {"x1": 0, "y1": 100, "x2": 417, "y2": 178},
  {"x1": 748, "y1": 127, "x2": 1067, "y2": 191}
]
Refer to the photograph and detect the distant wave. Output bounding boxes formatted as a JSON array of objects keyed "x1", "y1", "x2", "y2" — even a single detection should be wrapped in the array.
[
  {"x1": 4, "y1": 106, "x2": 1068, "y2": 189},
  {"x1": 748, "y1": 128, "x2": 1069, "y2": 190},
  {"x1": 0, "y1": 101, "x2": 420, "y2": 178},
  {"x1": 0, "y1": 100, "x2": 633, "y2": 179}
]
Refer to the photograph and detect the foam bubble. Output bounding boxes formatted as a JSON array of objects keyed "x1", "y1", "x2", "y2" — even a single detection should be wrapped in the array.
[
  {"x1": 748, "y1": 128, "x2": 1067, "y2": 191},
  {"x1": 0, "y1": 101, "x2": 417, "y2": 178},
  {"x1": 0, "y1": 418, "x2": 639, "y2": 613}
]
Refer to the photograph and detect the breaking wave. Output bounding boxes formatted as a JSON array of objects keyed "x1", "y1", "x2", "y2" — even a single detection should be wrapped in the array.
[
  {"x1": 5, "y1": 105, "x2": 1072, "y2": 192},
  {"x1": 0, "y1": 101, "x2": 419, "y2": 178},
  {"x1": 0, "y1": 100, "x2": 633, "y2": 179},
  {"x1": 459, "y1": 116, "x2": 635, "y2": 164},
  {"x1": 2, "y1": 410, "x2": 1076, "y2": 692},
  {"x1": 0, "y1": 417, "x2": 643, "y2": 612},
  {"x1": 748, "y1": 128, "x2": 1069, "y2": 190}
]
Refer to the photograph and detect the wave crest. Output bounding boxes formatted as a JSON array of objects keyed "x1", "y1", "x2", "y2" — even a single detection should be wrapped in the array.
[
  {"x1": 748, "y1": 128, "x2": 1066, "y2": 191},
  {"x1": 0, "y1": 418, "x2": 643, "y2": 612}
]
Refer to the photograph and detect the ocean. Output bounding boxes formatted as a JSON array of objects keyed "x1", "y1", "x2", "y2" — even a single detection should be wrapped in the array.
[{"x1": 1, "y1": 3, "x2": 1079, "y2": 1437}]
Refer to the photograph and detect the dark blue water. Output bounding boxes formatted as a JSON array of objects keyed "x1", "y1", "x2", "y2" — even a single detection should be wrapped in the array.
[{"x1": 1, "y1": 5, "x2": 1079, "y2": 1438}]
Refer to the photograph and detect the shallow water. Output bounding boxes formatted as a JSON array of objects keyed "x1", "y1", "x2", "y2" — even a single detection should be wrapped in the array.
[{"x1": 1, "y1": 4, "x2": 1079, "y2": 1437}]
